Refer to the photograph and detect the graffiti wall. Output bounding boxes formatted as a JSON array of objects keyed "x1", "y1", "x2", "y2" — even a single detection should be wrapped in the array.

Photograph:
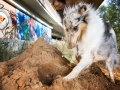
[{"x1": 0, "y1": 1, "x2": 51, "y2": 42}]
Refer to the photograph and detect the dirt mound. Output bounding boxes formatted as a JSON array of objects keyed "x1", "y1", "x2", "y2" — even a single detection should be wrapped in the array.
[{"x1": 0, "y1": 38, "x2": 120, "y2": 90}]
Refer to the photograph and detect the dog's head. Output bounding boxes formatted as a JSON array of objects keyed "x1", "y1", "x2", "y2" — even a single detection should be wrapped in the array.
[{"x1": 63, "y1": 3, "x2": 91, "y2": 49}]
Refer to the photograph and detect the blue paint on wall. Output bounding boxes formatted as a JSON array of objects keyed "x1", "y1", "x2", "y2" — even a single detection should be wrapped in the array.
[{"x1": 15, "y1": 9, "x2": 51, "y2": 42}]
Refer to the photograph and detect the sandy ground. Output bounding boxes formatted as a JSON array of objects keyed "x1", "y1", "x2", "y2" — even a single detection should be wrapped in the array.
[{"x1": 0, "y1": 37, "x2": 120, "y2": 90}]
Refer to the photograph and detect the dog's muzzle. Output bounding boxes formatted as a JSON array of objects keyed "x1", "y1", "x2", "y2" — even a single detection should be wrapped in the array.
[{"x1": 67, "y1": 43, "x2": 76, "y2": 49}]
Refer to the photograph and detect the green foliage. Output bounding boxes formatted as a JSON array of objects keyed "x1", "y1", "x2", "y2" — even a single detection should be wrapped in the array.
[
  {"x1": 0, "y1": 44, "x2": 3, "y2": 50},
  {"x1": 0, "y1": 44, "x2": 7, "y2": 62},
  {"x1": 0, "y1": 40, "x2": 29, "y2": 62},
  {"x1": 97, "y1": 0, "x2": 120, "y2": 52}
]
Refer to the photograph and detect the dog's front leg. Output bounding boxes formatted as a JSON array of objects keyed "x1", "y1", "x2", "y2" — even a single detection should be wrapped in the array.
[{"x1": 64, "y1": 54, "x2": 93, "y2": 80}]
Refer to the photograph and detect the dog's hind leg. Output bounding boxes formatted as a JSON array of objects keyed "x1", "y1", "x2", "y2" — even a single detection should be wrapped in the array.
[
  {"x1": 106, "y1": 48, "x2": 119, "y2": 83},
  {"x1": 64, "y1": 54, "x2": 93, "y2": 80},
  {"x1": 106, "y1": 61, "x2": 114, "y2": 83}
]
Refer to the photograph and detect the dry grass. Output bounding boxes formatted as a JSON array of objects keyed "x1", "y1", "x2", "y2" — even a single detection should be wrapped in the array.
[{"x1": 50, "y1": 39, "x2": 73, "y2": 61}]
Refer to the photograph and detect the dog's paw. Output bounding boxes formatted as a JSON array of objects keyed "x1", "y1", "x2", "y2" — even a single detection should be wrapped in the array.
[
  {"x1": 63, "y1": 75, "x2": 75, "y2": 81},
  {"x1": 111, "y1": 78, "x2": 115, "y2": 84},
  {"x1": 63, "y1": 76, "x2": 69, "y2": 81}
]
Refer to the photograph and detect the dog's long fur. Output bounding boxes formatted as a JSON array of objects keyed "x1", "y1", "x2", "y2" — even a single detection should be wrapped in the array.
[{"x1": 63, "y1": 2, "x2": 119, "y2": 82}]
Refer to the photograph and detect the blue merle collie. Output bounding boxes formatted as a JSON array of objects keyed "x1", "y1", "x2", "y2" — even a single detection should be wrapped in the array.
[{"x1": 63, "y1": 2, "x2": 119, "y2": 82}]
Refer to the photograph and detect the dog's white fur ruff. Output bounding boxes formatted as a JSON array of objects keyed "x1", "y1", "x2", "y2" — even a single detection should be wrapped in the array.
[{"x1": 63, "y1": 2, "x2": 119, "y2": 82}]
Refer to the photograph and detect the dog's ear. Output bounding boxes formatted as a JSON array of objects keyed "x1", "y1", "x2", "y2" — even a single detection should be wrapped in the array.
[{"x1": 79, "y1": 5, "x2": 87, "y2": 14}]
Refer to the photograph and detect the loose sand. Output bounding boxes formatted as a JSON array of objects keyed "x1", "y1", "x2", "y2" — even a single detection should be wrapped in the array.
[{"x1": 0, "y1": 38, "x2": 120, "y2": 90}]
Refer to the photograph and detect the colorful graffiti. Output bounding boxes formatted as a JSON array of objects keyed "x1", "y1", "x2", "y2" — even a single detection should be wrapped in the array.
[{"x1": 0, "y1": 1, "x2": 52, "y2": 42}]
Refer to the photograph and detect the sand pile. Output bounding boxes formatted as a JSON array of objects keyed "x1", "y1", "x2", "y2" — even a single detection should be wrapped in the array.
[{"x1": 0, "y1": 37, "x2": 120, "y2": 90}]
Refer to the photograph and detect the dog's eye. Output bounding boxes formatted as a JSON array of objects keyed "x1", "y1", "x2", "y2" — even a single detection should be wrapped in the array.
[
  {"x1": 77, "y1": 17, "x2": 81, "y2": 21},
  {"x1": 73, "y1": 26, "x2": 77, "y2": 30}
]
